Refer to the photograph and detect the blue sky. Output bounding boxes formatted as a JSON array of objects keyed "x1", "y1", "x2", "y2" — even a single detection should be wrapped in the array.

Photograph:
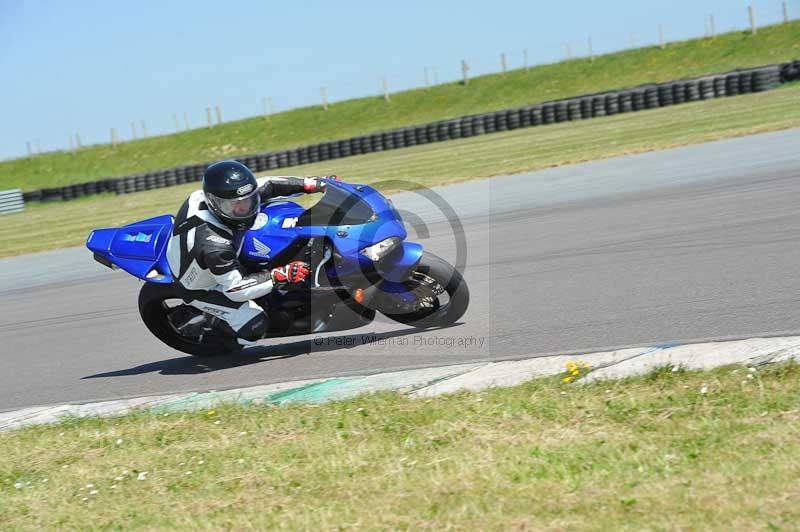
[{"x1": 0, "y1": 0, "x2": 796, "y2": 160}]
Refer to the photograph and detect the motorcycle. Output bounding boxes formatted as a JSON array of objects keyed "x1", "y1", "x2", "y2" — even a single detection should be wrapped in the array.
[{"x1": 86, "y1": 179, "x2": 469, "y2": 357}]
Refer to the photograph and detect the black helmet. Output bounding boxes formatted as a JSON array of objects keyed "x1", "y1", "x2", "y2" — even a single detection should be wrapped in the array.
[{"x1": 202, "y1": 160, "x2": 260, "y2": 230}]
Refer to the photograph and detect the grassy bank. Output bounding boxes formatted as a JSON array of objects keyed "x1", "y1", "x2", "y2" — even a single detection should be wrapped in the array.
[
  {"x1": 1, "y1": 362, "x2": 798, "y2": 530},
  {"x1": 1, "y1": 83, "x2": 798, "y2": 259},
  {"x1": 1, "y1": 21, "x2": 799, "y2": 191}
]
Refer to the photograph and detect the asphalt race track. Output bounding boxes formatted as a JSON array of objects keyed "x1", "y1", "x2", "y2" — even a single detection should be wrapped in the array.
[{"x1": 1, "y1": 129, "x2": 799, "y2": 411}]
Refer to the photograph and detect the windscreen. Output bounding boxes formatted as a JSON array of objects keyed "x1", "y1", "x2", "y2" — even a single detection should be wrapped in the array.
[{"x1": 296, "y1": 184, "x2": 376, "y2": 226}]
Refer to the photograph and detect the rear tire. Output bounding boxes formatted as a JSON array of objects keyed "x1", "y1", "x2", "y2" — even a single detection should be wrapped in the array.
[
  {"x1": 383, "y1": 252, "x2": 469, "y2": 328},
  {"x1": 138, "y1": 283, "x2": 241, "y2": 357}
]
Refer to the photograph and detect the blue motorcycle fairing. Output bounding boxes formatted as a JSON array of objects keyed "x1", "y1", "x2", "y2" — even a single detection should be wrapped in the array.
[
  {"x1": 86, "y1": 214, "x2": 175, "y2": 283},
  {"x1": 240, "y1": 182, "x2": 417, "y2": 284},
  {"x1": 375, "y1": 242, "x2": 424, "y2": 282},
  {"x1": 239, "y1": 201, "x2": 306, "y2": 264},
  {"x1": 86, "y1": 181, "x2": 423, "y2": 288}
]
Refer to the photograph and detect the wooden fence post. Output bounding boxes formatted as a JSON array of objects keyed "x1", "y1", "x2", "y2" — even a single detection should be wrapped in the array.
[
  {"x1": 320, "y1": 87, "x2": 328, "y2": 111},
  {"x1": 381, "y1": 77, "x2": 390, "y2": 102}
]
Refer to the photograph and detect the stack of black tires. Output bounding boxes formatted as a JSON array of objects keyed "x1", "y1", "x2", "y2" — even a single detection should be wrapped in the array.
[
  {"x1": 780, "y1": 60, "x2": 800, "y2": 82},
  {"x1": 22, "y1": 63, "x2": 790, "y2": 205}
]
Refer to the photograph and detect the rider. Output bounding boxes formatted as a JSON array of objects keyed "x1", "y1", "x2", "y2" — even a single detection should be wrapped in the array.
[{"x1": 166, "y1": 160, "x2": 332, "y2": 346}]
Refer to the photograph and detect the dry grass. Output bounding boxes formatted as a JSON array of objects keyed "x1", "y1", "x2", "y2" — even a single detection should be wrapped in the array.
[{"x1": 1, "y1": 363, "x2": 799, "y2": 530}]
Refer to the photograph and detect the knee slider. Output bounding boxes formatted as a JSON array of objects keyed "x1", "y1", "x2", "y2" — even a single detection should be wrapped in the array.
[{"x1": 238, "y1": 314, "x2": 269, "y2": 342}]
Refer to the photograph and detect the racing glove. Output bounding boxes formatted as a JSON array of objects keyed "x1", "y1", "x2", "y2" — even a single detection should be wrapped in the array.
[
  {"x1": 302, "y1": 175, "x2": 340, "y2": 193},
  {"x1": 271, "y1": 261, "x2": 311, "y2": 284}
]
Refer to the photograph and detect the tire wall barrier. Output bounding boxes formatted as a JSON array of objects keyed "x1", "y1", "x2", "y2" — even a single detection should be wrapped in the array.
[{"x1": 24, "y1": 63, "x2": 788, "y2": 203}]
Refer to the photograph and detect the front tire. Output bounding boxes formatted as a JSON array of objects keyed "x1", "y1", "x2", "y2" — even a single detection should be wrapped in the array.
[
  {"x1": 383, "y1": 252, "x2": 469, "y2": 328},
  {"x1": 138, "y1": 283, "x2": 241, "y2": 357}
]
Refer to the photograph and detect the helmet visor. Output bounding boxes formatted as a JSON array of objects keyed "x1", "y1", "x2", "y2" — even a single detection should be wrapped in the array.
[{"x1": 206, "y1": 190, "x2": 260, "y2": 221}]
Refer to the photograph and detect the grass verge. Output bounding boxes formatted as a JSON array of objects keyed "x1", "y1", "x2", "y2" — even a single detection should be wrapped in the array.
[
  {"x1": 1, "y1": 362, "x2": 798, "y2": 530},
  {"x1": 1, "y1": 84, "x2": 799, "y2": 259},
  {"x1": 2, "y1": 21, "x2": 800, "y2": 190}
]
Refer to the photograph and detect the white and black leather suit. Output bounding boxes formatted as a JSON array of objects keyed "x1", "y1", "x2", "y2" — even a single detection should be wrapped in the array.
[{"x1": 166, "y1": 176, "x2": 316, "y2": 344}]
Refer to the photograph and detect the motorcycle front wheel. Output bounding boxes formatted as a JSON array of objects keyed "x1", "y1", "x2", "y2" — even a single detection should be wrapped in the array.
[{"x1": 382, "y1": 251, "x2": 469, "y2": 328}]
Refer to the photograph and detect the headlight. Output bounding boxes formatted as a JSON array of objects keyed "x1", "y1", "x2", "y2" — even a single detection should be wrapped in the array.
[{"x1": 360, "y1": 237, "x2": 401, "y2": 261}]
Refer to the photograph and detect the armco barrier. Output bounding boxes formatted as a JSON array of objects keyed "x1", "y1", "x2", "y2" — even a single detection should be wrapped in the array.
[
  {"x1": 19, "y1": 63, "x2": 788, "y2": 205},
  {"x1": 0, "y1": 189, "x2": 24, "y2": 215}
]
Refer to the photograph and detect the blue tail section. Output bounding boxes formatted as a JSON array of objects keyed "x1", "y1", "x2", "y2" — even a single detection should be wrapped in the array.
[{"x1": 86, "y1": 214, "x2": 175, "y2": 283}]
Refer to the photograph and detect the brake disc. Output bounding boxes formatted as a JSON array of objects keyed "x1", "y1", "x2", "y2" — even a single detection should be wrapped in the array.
[{"x1": 409, "y1": 272, "x2": 445, "y2": 309}]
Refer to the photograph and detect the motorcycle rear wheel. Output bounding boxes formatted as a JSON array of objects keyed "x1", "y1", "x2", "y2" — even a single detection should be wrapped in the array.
[{"x1": 138, "y1": 283, "x2": 241, "y2": 357}]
